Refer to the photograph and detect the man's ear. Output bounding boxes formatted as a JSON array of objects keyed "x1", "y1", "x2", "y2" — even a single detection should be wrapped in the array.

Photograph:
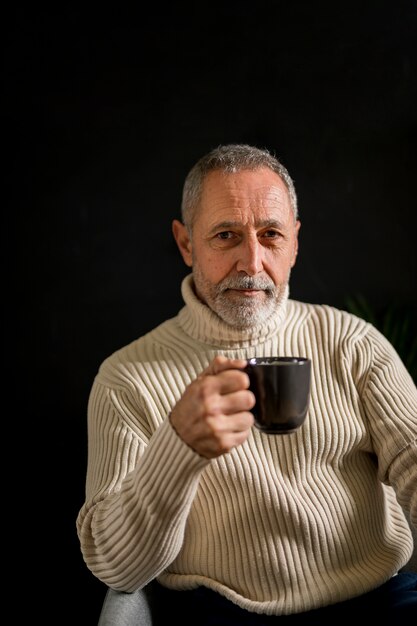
[
  {"x1": 172, "y1": 219, "x2": 193, "y2": 267},
  {"x1": 291, "y1": 220, "x2": 301, "y2": 267}
]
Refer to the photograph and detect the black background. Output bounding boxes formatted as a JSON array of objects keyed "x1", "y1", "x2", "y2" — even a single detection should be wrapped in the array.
[{"x1": 7, "y1": 2, "x2": 416, "y2": 623}]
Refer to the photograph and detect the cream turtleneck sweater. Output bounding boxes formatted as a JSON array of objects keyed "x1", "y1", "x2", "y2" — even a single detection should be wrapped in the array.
[{"x1": 76, "y1": 274, "x2": 417, "y2": 616}]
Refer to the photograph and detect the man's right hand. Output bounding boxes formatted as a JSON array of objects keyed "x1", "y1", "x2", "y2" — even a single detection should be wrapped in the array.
[{"x1": 169, "y1": 356, "x2": 255, "y2": 459}]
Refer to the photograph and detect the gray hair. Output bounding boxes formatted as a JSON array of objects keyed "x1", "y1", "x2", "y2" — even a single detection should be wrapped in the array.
[{"x1": 181, "y1": 144, "x2": 298, "y2": 228}]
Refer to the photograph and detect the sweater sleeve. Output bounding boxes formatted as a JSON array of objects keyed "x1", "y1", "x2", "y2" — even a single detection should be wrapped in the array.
[
  {"x1": 360, "y1": 324, "x2": 417, "y2": 526},
  {"x1": 76, "y1": 378, "x2": 210, "y2": 592}
]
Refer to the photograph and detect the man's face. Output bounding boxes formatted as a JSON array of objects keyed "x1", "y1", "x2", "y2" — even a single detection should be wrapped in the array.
[{"x1": 173, "y1": 167, "x2": 300, "y2": 328}]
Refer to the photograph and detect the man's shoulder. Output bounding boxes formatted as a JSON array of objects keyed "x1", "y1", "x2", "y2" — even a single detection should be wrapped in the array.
[
  {"x1": 97, "y1": 315, "x2": 181, "y2": 377},
  {"x1": 287, "y1": 298, "x2": 370, "y2": 331}
]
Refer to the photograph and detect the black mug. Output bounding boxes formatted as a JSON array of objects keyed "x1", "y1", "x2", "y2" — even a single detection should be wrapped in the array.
[{"x1": 244, "y1": 356, "x2": 311, "y2": 434}]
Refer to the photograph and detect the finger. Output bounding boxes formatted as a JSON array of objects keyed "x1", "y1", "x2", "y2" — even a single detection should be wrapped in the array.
[
  {"x1": 198, "y1": 369, "x2": 250, "y2": 399},
  {"x1": 203, "y1": 355, "x2": 247, "y2": 376},
  {"x1": 217, "y1": 388, "x2": 256, "y2": 415},
  {"x1": 203, "y1": 412, "x2": 255, "y2": 456}
]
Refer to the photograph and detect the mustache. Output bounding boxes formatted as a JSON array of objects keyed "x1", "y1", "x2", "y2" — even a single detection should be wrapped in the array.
[{"x1": 217, "y1": 275, "x2": 276, "y2": 292}]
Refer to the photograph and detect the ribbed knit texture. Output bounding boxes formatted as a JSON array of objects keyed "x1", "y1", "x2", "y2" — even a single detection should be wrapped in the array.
[{"x1": 77, "y1": 274, "x2": 417, "y2": 616}]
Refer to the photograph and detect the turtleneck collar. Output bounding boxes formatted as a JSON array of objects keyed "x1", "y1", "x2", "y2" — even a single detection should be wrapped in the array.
[{"x1": 177, "y1": 273, "x2": 289, "y2": 349}]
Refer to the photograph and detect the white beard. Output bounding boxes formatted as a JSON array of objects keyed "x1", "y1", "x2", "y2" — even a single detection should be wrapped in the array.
[{"x1": 192, "y1": 268, "x2": 290, "y2": 329}]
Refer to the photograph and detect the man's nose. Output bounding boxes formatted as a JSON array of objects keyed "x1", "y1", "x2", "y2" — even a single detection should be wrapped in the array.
[{"x1": 235, "y1": 237, "x2": 264, "y2": 275}]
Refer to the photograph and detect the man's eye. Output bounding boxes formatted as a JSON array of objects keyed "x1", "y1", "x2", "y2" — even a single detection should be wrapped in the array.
[
  {"x1": 216, "y1": 231, "x2": 234, "y2": 240},
  {"x1": 263, "y1": 230, "x2": 280, "y2": 238}
]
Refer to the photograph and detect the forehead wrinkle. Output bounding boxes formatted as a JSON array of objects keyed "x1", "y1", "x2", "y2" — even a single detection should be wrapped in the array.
[
  {"x1": 203, "y1": 180, "x2": 287, "y2": 208},
  {"x1": 198, "y1": 173, "x2": 293, "y2": 232}
]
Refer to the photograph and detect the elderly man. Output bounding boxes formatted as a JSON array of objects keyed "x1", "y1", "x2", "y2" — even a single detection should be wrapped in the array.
[{"x1": 77, "y1": 144, "x2": 417, "y2": 623}]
